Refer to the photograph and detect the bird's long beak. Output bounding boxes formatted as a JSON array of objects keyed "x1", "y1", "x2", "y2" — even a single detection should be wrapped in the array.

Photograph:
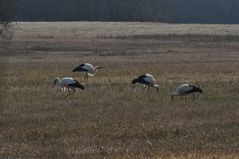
[
  {"x1": 96, "y1": 66, "x2": 104, "y2": 69},
  {"x1": 197, "y1": 87, "x2": 203, "y2": 93},
  {"x1": 79, "y1": 84, "x2": 84, "y2": 90},
  {"x1": 199, "y1": 88, "x2": 203, "y2": 93},
  {"x1": 171, "y1": 95, "x2": 174, "y2": 102},
  {"x1": 53, "y1": 80, "x2": 57, "y2": 87}
]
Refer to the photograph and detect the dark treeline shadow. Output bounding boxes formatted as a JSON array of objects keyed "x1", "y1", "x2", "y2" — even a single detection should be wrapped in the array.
[{"x1": 13, "y1": 0, "x2": 239, "y2": 24}]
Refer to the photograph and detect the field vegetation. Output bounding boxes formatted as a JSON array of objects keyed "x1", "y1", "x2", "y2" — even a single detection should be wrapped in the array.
[{"x1": 0, "y1": 22, "x2": 239, "y2": 158}]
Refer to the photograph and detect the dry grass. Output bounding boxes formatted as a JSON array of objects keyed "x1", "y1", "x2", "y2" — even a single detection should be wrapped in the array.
[{"x1": 0, "y1": 22, "x2": 239, "y2": 158}]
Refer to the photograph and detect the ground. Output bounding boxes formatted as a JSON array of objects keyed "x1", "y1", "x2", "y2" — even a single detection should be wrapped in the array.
[{"x1": 0, "y1": 22, "x2": 239, "y2": 158}]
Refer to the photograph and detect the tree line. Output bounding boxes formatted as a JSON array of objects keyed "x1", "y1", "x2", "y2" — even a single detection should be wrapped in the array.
[
  {"x1": 0, "y1": 0, "x2": 15, "y2": 36},
  {"x1": 167, "y1": 0, "x2": 239, "y2": 24},
  {"x1": 14, "y1": 0, "x2": 168, "y2": 22},
  {"x1": 2, "y1": 0, "x2": 239, "y2": 25},
  {"x1": 12, "y1": 0, "x2": 239, "y2": 23}
]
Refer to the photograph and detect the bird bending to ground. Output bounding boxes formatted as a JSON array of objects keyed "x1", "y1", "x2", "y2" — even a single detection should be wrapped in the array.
[
  {"x1": 132, "y1": 73, "x2": 160, "y2": 93},
  {"x1": 72, "y1": 63, "x2": 103, "y2": 82},
  {"x1": 171, "y1": 84, "x2": 203, "y2": 101},
  {"x1": 53, "y1": 77, "x2": 84, "y2": 98}
]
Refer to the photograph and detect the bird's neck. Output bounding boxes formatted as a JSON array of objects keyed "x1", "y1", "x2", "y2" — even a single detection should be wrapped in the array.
[
  {"x1": 87, "y1": 73, "x2": 95, "y2": 77},
  {"x1": 56, "y1": 81, "x2": 61, "y2": 87},
  {"x1": 55, "y1": 79, "x2": 63, "y2": 87},
  {"x1": 88, "y1": 68, "x2": 96, "y2": 74},
  {"x1": 171, "y1": 92, "x2": 179, "y2": 96},
  {"x1": 94, "y1": 66, "x2": 101, "y2": 71}
]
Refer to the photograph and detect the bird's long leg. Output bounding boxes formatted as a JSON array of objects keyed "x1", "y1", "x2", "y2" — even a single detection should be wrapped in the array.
[
  {"x1": 143, "y1": 85, "x2": 147, "y2": 92},
  {"x1": 193, "y1": 93, "x2": 195, "y2": 100},
  {"x1": 84, "y1": 74, "x2": 87, "y2": 82},
  {"x1": 65, "y1": 89, "x2": 71, "y2": 98},
  {"x1": 185, "y1": 96, "x2": 188, "y2": 102},
  {"x1": 84, "y1": 73, "x2": 89, "y2": 82},
  {"x1": 69, "y1": 88, "x2": 76, "y2": 94},
  {"x1": 171, "y1": 95, "x2": 174, "y2": 102},
  {"x1": 65, "y1": 93, "x2": 70, "y2": 98},
  {"x1": 155, "y1": 88, "x2": 159, "y2": 93},
  {"x1": 65, "y1": 88, "x2": 76, "y2": 98},
  {"x1": 148, "y1": 86, "x2": 150, "y2": 92}
]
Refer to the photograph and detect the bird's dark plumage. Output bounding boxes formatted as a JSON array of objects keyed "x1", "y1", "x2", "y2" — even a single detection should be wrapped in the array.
[
  {"x1": 185, "y1": 85, "x2": 203, "y2": 94},
  {"x1": 68, "y1": 80, "x2": 84, "y2": 90},
  {"x1": 132, "y1": 75, "x2": 150, "y2": 85},
  {"x1": 72, "y1": 65, "x2": 88, "y2": 72}
]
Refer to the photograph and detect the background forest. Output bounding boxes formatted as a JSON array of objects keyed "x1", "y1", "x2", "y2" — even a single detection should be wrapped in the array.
[{"x1": 12, "y1": 0, "x2": 239, "y2": 24}]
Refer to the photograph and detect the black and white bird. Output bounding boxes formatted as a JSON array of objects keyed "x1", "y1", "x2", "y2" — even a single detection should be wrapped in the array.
[
  {"x1": 72, "y1": 63, "x2": 103, "y2": 82},
  {"x1": 171, "y1": 84, "x2": 203, "y2": 101},
  {"x1": 132, "y1": 73, "x2": 160, "y2": 93},
  {"x1": 53, "y1": 77, "x2": 84, "y2": 98}
]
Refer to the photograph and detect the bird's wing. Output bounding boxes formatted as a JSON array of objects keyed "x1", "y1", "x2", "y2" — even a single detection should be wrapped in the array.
[
  {"x1": 134, "y1": 75, "x2": 150, "y2": 85},
  {"x1": 138, "y1": 74, "x2": 147, "y2": 80},
  {"x1": 83, "y1": 63, "x2": 94, "y2": 72},
  {"x1": 80, "y1": 64, "x2": 85, "y2": 67},
  {"x1": 177, "y1": 84, "x2": 193, "y2": 94},
  {"x1": 61, "y1": 78, "x2": 76, "y2": 86},
  {"x1": 62, "y1": 77, "x2": 74, "y2": 80},
  {"x1": 185, "y1": 85, "x2": 201, "y2": 93},
  {"x1": 73, "y1": 64, "x2": 88, "y2": 72},
  {"x1": 144, "y1": 74, "x2": 155, "y2": 85},
  {"x1": 68, "y1": 80, "x2": 84, "y2": 90}
]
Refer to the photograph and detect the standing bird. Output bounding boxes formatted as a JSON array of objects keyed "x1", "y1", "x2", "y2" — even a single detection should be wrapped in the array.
[
  {"x1": 171, "y1": 84, "x2": 203, "y2": 101},
  {"x1": 132, "y1": 73, "x2": 160, "y2": 93},
  {"x1": 72, "y1": 63, "x2": 103, "y2": 82},
  {"x1": 53, "y1": 77, "x2": 84, "y2": 98}
]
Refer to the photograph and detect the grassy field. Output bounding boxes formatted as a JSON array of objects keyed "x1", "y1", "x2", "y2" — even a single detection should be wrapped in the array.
[{"x1": 0, "y1": 22, "x2": 239, "y2": 158}]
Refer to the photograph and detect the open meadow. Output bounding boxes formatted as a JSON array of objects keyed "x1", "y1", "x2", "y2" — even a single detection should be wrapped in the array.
[{"x1": 0, "y1": 22, "x2": 239, "y2": 158}]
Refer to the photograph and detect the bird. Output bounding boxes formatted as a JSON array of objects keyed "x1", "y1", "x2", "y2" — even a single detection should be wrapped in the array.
[
  {"x1": 132, "y1": 73, "x2": 160, "y2": 93},
  {"x1": 171, "y1": 84, "x2": 203, "y2": 101},
  {"x1": 72, "y1": 63, "x2": 103, "y2": 82},
  {"x1": 53, "y1": 77, "x2": 84, "y2": 98}
]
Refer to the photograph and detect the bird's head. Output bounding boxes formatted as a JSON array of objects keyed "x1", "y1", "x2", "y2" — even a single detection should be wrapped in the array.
[
  {"x1": 196, "y1": 87, "x2": 203, "y2": 93},
  {"x1": 53, "y1": 78, "x2": 60, "y2": 87}
]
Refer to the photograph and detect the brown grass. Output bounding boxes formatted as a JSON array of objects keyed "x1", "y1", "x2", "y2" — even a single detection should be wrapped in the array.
[{"x1": 0, "y1": 22, "x2": 239, "y2": 158}]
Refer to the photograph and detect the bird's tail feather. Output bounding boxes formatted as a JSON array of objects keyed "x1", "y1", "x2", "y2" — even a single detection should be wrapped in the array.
[
  {"x1": 132, "y1": 78, "x2": 139, "y2": 84},
  {"x1": 68, "y1": 81, "x2": 84, "y2": 90},
  {"x1": 72, "y1": 67, "x2": 86, "y2": 72}
]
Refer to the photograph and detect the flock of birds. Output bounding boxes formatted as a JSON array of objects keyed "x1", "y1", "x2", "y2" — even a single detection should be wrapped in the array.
[{"x1": 53, "y1": 63, "x2": 203, "y2": 101}]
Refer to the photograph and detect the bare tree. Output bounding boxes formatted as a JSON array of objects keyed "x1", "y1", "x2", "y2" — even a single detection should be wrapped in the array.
[{"x1": 0, "y1": 0, "x2": 15, "y2": 38}]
